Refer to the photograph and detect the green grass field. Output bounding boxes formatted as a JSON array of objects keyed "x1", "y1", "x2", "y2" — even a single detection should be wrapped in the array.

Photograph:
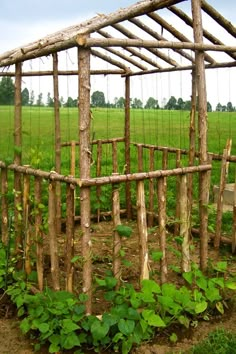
[{"x1": 0, "y1": 106, "x2": 235, "y2": 184}]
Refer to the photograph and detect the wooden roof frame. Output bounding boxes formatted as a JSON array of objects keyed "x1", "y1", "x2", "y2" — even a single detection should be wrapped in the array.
[{"x1": 0, "y1": 0, "x2": 235, "y2": 75}]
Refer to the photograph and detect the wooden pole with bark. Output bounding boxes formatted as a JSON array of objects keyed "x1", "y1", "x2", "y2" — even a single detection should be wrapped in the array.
[
  {"x1": 34, "y1": 177, "x2": 44, "y2": 291},
  {"x1": 14, "y1": 62, "x2": 23, "y2": 264},
  {"x1": 125, "y1": 76, "x2": 132, "y2": 219},
  {"x1": 192, "y1": 0, "x2": 209, "y2": 271},
  {"x1": 179, "y1": 174, "x2": 191, "y2": 272},
  {"x1": 78, "y1": 45, "x2": 92, "y2": 314},
  {"x1": 112, "y1": 174, "x2": 122, "y2": 289},
  {"x1": 48, "y1": 181, "x2": 60, "y2": 291},
  {"x1": 157, "y1": 177, "x2": 167, "y2": 284},
  {"x1": 23, "y1": 171, "x2": 31, "y2": 275},
  {"x1": 1, "y1": 168, "x2": 8, "y2": 245},
  {"x1": 136, "y1": 180, "x2": 149, "y2": 282},
  {"x1": 53, "y1": 53, "x2": 62, "y2": 235},
  {"x1": 148, "y1": 147, "x2": 155, "y2": 227},
  {"x1": 65, "y1": 182, "x2": 75, "y2": 292},
  {"x1": 174, "y1": 149, "x2": 181, "y2": 236},
  {"x1": 96, "y1": 140, "x2": 102, "y2": 223},
  {"x1": 214, "y1": 139, "x2": 232, "y2": 250}
]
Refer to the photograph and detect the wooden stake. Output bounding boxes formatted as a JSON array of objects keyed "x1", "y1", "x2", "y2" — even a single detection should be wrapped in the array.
[
  {"x1": 96, "y1": 140, "x2": 102, "y2": 223},
  {"x1": 232, "y1": 173, "x2": 236, "y2": 254},
  {"x1": 192, "y1": 0, "x2": 209, "y2": 271},
  {"x1": 112, "y1": 174, "x2": 121, "y2": 289},
  {"x1": 125, "y1": 76, "x2": 132, "y2": 219},
  {"x1": 214, "y1": 139, "x2": 232, "y2": 249},
  {"x1": 65, "y1": 183, "x2": 75, "y2": 292},
  {"x1": 23, "y1": 171, "x2": 31, "y2": 275},
  {"x1": 174, "y1": 149, "x2": 181, "y2": 236},
  {"x1": 48, "y1": 181, "x2": 60, "y2": 291},
  {"x1": 34, "y1": 177, "x2": 44, "y2": 291},
  {"x1": 78, "y1": 45, "x2": 92, "y2": 314},
  {"x1": 179, "y1": 174, "x2": 191, "y2": 272},
  {"x1": 148, "y1": 147, "x2": 155, "y2": 227},
  {"x1": 53, "y1": 53, "x2": 62, "y2": 235},
  {"x1": 1, "y1": 168, "x2": 8, "y2": 245},
  {"x1": 137, "y1": 180, "x2": 149, "y2": 282},
  {"x1": 158, "y1": 177, "x2": 167, "y2": 284}
]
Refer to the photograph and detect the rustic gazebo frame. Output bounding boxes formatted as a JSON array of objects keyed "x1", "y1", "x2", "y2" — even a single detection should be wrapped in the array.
[{"x1": 0, "y1": 0, "x2": 236, "y2": 313}]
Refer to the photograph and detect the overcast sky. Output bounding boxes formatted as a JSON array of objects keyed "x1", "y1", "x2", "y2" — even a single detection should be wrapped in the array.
[{"x1": 0, "y1": 0, "x2": 236, "y2": 108}]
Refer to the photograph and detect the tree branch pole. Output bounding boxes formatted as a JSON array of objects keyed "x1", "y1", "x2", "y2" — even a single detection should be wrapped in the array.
[{"x1": 78, "y1": 44, "x2": 92, "y2": 314}]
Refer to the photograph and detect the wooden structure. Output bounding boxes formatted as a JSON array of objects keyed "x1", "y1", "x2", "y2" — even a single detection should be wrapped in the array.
[{"x1": 0, "y1": 0, "x2": 236, "y2": 314}]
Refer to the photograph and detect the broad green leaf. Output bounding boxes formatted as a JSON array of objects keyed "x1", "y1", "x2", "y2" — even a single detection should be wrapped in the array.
[
  {"x1": 20, "y1": 318, "x2": 31, "y2": 334},
  {"x1": 105, "y1": 276, "x2": 117, "y2": 289},
  {"x1": 225, "y1": 281, "x2": 236, "y2": 290},
  {"x1": 196, "y1": 276, "x2": 208, "y2": 291},
  {"x1": 205, "y1": 287, "x2": 221, "y2": 303},
  {"x1": 38, "y1": 322, "x2": 50, "y2": 333},
  {"x1": 151, "y1": 251, "x2": 163, "y2": 262},
  {"x1": 63, "y1": 332, "x2": 81, "y2": 350},
  {"x1": 178, "y1": 315, "x2": 190, "y2": 328},
  {"x1": 49, "y1": 343, "x2": 60, "y2": 353},
  {"x1": 141, "y1": 279, "x2": 161, "y2": 294},
  {"x1": 195, "y1": 301, "x2": 208, "y2": 314},
  {"x1": 61, "y1": 319, "x2": 80, "y2": 334},
  {"x1": 213, "y1": 261, "x2": 227, "y2": 272},
  {"x1": 118, "y1": 318, "x2": 135, "y2": 335},
  {"x1": 182, "y1": 271, "x2": 193, "y2": 285},
  {"x1": 142, "y1": 309, "x2": 166, "y2": 327},
  {"x1": 91, "y1": 319, "x2": 109, "y2": 341},
  {"x1": 169, "y1": 332, "x2": 178, "y2": 343}
]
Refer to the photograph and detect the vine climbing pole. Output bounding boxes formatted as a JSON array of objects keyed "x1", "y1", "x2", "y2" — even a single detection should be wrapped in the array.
[
  {"x1": 192, "y1": 0, "x2": 210, "y2": 271},
  {"x1": 78, "y1": 44, "x2": 92, "y2": 314}
]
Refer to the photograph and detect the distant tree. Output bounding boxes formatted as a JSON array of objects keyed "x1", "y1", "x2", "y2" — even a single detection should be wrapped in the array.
[
  {"x1": 0, "y1": 77, "x2": 15, "y2": 105},
  {"x1": 216, "y1": 103, "x2": 222, "y2": 111},
  {"x1": 60, "y1": 96, "x2": 64, "y2": 107},
  {"x1": 36, "y1": 93, "x2": 43, "y2": 106},
  {"x1": 64, "y1": 96, "x2": 77, "y2": 107},
  {"x1": 21, "y1": 88, "x2": 29, "y2": 106},
  {"x1": 222, "y1": 105, "x2": 227, "y2": 112},
  {"x1": 165, "y1": 96, "x2": 177, "y2": 110},
  {"x1": 91, "y1": 91, "x2": 106, "y2": 107},
  {"x1": 145, "y1": 97, "x2": 159, "y2": 109},
  {"x1": 227, "y1": 101, "x2": 234, "y2": 112},
  {"x1": 47, "y1": 92, "x2": 54, "y2": 107},
  {"x1": 29, "y1": 90, "x2": 35, "y2": 106},
  {"x1": 183, "y1": 100, "x2": 191, "y2": 111},
  {"x1": 176, "y1": 97, "x2": 185, "y2": 110},
  {"x1": 207, "y1": 101, "x2": 212, "y2": 112},
  {"x1": 116, "y1": 97, "x2": 125, "y2": 109},
  {"x1": 131, "y1": 97, "x2": 143, "y2": 109}
]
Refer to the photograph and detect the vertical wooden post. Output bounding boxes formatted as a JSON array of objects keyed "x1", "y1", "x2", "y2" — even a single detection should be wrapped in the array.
[
  {"x1": 96, "y1": 140, "x2": 102, "y2": 223},
  {"x1": 125, "y1": 76, "x2": 132, "y2": 219},
  {"x1": 148, "y1": 147, "x2": 155, "y2": 227},
  {"x1": 23, "y1": 171, "x2": 31, "y2": 275},
  {"x1": 48, "y1": 181, "x2": 60, "y2": 291},
  {"x1": 192, "y1": 0, "x2": 209, "y2": 271},
  {"x1": 14, "y1": 62, "x2": 23, "y2": 262},
  {"x1": 53, "y1": 53, "x2": 61, "y2": 235},
  {"x1": 78, "y1": 45, "x2": 92, "y2": 314},
  {"x1": 188, "y1": 68, "x2": 197, "y2": 216},
  {"x1": 65, "y1": 183, "x2": 75, "y2": 292},
  {"x1": 157, "y1": 177, "x2": 167, "y2": 284},
  {"x1": 70, "y1": 141, "x2": 76, "y2": 216},
  {"x1": 136, "y1": 180, "x2": 149, "y2": 283},
  {"x1": 112, "y1": 175, "x2": 121, "y2": 289},
  {"x1": 214, "y1": 139, "x2": 232, "y2": 249},
  {"x1": 1, "y1": 168, "x2": 8, "y2": 245},
  {"x1": 174, "y1": 149, "x2": 181, "y2": 236},
  {"x1": 232, "y1": 173, "x2": 236, "y2": 254},
  {"x1": 179, "y1": 174, "x2": 191, "y2": 272},
  {"x1": 137, "y1": 144, "x2": 143, "y2": 172},
  {"x1": 34, "y1": 177, "x2": 44, "y2": 291}
]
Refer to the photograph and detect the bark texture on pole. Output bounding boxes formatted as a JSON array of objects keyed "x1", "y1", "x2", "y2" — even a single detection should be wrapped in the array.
[
  {"x1": 112, "y1": 174, "x2": 122, "y2": 289},
  {"x1": 14, "y1": 62, "x2": 23, "y2": 263},
  {"x1": 34, "y1": 177, "x2": 44, "y2": 291},
  {"x1": 158, "y1": 177, "x2": 167, "y2": 284},
  {"x1": 65, "y1": 183, "x2": 75, "y2": 292},
  {"x1": 136, "y1": 180, "x2": 149, "y2": 282},
  {"x1": 78, "y1": 46, "x2": 92, "y2": 314},
  {"x1": 53, "y1": 53, "x2": 62, "y2": 235},
  {"x1": 125, "y1": 76, "x2": 132, "y2": 219},
  {"x1": 1, "y1": 168, "x2": 8, "y2": 245},
  {"x1": 192, "y1": 0, "x2": 209, "y2": 271}
]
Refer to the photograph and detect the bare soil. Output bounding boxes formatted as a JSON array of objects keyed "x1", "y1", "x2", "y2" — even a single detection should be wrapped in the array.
[{"x1": 1, "y1": 219, "x2": 236, "y2": 353}]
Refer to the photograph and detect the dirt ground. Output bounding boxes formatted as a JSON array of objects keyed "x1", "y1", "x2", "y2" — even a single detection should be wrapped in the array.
[{"x1": 1, "y1": 219, "x2": 236, "y2": 353}]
